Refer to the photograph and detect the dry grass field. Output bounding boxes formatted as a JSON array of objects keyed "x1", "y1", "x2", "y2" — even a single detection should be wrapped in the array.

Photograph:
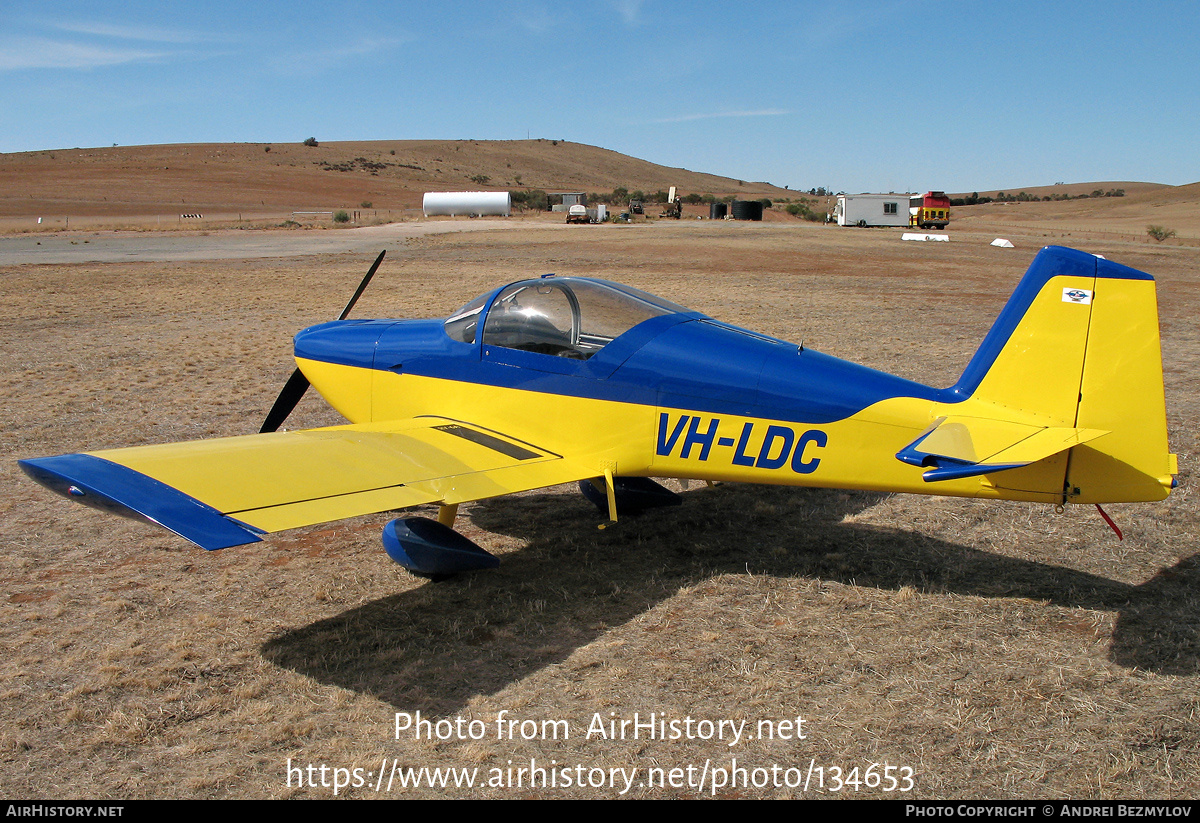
[
  {"x1": 2, "y1": 217, "x2": 1197, "y2": 800},
  {"x1": 955, "y1": 183, "x2": 1200, "y2": 248},
  {"x1": 1, "y1": 142, "x2": 1198, "y2": 798}
]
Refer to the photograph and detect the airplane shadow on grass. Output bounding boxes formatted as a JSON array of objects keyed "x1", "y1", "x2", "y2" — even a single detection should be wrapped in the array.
[{"x1": 262, "y1": 483, "x2": 1200, "y2": 713}]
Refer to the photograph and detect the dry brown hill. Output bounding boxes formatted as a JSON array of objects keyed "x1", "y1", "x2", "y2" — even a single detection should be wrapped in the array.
[
  {"x1": 0, "y1": 139, "x2": 791, "y2": 227},
  {"x1": 949, "y1": 181, "x2": 1200, "y2": 241},
  {"x1": 951, "y1": 181, "x2": 1170, "y2": 200}
]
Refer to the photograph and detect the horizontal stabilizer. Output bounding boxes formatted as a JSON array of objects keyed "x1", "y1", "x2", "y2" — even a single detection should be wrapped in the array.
[{"x1": 896, "y1": 416, "x2": 1109, "y2": 483}]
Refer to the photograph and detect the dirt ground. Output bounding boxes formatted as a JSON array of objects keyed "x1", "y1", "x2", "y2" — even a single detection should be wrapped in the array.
[{"x1": 2, "y1": 218, "x2": 1197, "y2": 799}]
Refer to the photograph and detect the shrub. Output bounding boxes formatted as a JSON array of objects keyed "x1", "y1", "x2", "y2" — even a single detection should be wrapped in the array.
[
  {"x1": 303, "y1": 137, "x2": 319, "y2": 147},
  {"x1": 785, "y1": 202, "x2": 825, "y2": 222},
  {"x1": 1147, "y1": 225, "x2": 1176, "y2": 242},
  {"x1": 509, "y1": 190, "x2": 548, "y2": 211},
  {"x1": 333, "y1": 210, "x2": 350, "y2": 223},
  {"x1": 360, "y1": 201, "x2": 372, "y2": 209}
]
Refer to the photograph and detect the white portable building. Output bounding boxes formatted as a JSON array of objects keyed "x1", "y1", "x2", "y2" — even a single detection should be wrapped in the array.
[{"x1": 834, "y1": 194, "x2": 912, "y2": 227}]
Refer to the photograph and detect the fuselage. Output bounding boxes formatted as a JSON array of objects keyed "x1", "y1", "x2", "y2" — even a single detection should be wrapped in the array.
[
  {"x1": 17, "y1": 249, "x2": 1174, "y2": 558},
  {"x1": 291, "y1": 277, "x2": 1073, "y2": 503}
]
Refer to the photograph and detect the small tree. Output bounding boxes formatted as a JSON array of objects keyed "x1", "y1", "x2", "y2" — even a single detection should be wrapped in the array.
[
  {"x1": 509, "y1": 190, "x2": 548, "y2": 212},
  {"x1": 1147, "y1": 225, "x2": 1176, "y2": 242}
]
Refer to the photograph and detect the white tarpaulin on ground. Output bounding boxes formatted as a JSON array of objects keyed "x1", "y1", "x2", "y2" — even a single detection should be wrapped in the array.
[
  {"x1": 991, "y1": 238, "x2": 1015, "y2": 248},
  {"x1": 902, "y1": 233, "x2": 950, "y2": 242}
]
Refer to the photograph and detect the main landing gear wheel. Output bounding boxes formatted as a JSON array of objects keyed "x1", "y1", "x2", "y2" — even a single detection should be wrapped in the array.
[{"x1": 382, "y1": 517, "x2": 499, "y2": 580}]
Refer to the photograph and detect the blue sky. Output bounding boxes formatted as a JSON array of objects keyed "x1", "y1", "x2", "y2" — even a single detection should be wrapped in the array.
[{"x1": 3, "y1": 1, "x2": 1197, "y2": 193}]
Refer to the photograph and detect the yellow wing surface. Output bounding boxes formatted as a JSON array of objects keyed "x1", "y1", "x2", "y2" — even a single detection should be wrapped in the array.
[{"x1": 19, "y1": 417, "x2": 594, "y2": 550}]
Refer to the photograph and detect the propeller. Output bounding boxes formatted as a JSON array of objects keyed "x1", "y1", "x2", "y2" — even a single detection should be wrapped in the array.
[{"x1": 259, "y1": 249, "x2": 387, "y2": 433}]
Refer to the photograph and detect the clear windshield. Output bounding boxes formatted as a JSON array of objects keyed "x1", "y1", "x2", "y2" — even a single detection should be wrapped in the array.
[
  {"x1": 443, "y1": 292, "x2": 489, "y2": 344},
  {"x1": 445, "y1": 277, "x2": 688, "y2": 358}
]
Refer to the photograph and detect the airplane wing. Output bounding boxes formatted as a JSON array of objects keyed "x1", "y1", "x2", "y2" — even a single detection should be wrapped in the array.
[
  {"x1": 896, "y1": 415, "x2": 1110, "y2": 482},
  {"x1": 19, "y1": 417, "x2": 593, "y2": 550}
]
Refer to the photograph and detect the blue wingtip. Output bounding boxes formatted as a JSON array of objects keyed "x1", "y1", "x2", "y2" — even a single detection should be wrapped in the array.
[{"x1": 19, "y1": 454, "x2": 263, "y2": 550}]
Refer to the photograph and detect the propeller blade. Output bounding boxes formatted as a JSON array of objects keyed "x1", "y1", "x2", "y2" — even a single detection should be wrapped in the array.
[
  {"x1": 260, "y1": 367, "x2": 311, "y2": 433},
  {"x1": 259, "y1": 250, "x2": 387, "y2": 433},
  {"x1": 338, "y1": 249, "x2": 386, "y2": 321}
]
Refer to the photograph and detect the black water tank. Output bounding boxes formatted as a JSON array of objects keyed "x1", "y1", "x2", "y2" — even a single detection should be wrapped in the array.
[
  {"x1": 709, "y1": 202, "x2": 728, "y2": 220},
  {"x1": 730, "y1": 200, "x2": 763, "y2": 221}
]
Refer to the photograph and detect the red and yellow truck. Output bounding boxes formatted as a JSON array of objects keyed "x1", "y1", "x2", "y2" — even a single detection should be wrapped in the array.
[{"x1": 910, "y1": 191, "x2": 951, "y2": 230}]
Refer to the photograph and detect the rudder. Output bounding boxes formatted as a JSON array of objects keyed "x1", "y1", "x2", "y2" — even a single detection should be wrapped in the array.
[{"x1": 1066, "y1": 259, "x2": 1174, "y2": 502}]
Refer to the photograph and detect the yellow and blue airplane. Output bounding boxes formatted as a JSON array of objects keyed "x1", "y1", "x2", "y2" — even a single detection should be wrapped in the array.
[{"x1": 19, "y1": 246, "x2": 1177, "y2": 577}]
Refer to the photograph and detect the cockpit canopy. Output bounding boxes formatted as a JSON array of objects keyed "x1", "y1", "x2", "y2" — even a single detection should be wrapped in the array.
[{"x1": 444, "y1": 277, "x2": 689, "y2": 359}]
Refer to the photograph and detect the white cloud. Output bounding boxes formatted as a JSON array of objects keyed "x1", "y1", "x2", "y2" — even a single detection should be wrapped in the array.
[
  {"x1": 269, "y1": 35, "x2": 410, "y2": 76},
  {"x1": 511, "y1": 5, "x2": 555, "y2": 35},
  {"x1": 0, "y1": 37, "x2": 167, "y2": 70},
  {"x1": 653, "y1": 109, "x2": 790, "y2": 124},
  {"x1": 48, "y1": 21, "x2": 217, "y2": 44},
  {"x1": 612, "y1": 0, "x2": 645, "y2": 26}
]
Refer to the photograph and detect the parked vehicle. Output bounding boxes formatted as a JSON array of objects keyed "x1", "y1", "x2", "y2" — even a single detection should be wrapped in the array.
[{"x1": 909, "y1": 191, "x2": 951, "y2": 230}]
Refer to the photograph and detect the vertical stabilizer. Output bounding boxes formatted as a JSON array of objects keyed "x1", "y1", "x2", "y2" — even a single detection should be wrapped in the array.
[
  {"x1": 951, "y1": 247, "x2": 1174, "y2": 503},
  {"x1": 953, "y1": 246, "x2": 1098, "y2": 423}
]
